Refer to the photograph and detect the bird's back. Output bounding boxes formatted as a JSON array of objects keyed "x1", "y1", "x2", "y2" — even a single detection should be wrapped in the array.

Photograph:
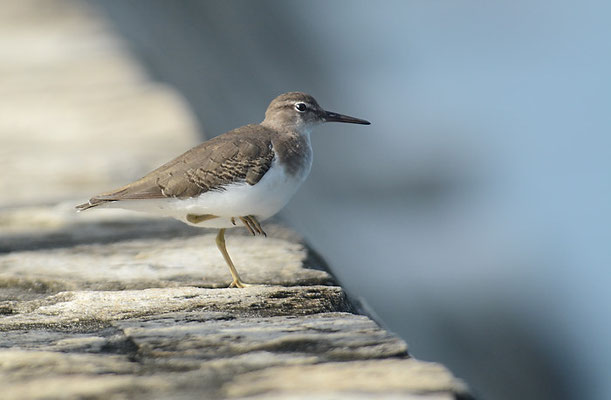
[{"x1": 76, "y1": 124, "x2": 276, "y2": 210}]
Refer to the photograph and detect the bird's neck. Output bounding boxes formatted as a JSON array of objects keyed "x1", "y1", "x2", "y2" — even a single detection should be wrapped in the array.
[
  {"x1": 267, "y1": 125, "x2": 313, "y2": 178},
  {"x1": 261, "y1": 120, "x2": 312, "y2": 137}
]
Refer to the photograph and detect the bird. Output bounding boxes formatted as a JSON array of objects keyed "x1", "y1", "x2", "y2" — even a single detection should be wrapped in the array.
[{"x1": 76, "y1": 92, "x2": 370, "y2": 288}]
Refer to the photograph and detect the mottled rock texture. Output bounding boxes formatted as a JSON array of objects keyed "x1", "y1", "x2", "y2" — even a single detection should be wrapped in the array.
[{"x1": 0, "y1": 211, "x2": 468, "y2": 399}]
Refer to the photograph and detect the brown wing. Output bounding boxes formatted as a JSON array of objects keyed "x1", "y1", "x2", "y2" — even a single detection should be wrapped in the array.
[{"x1": 76, "y1": 125, "x2": 275, "y2": 210}]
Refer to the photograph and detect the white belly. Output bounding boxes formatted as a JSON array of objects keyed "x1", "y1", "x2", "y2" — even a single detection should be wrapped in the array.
[{"x1": 103, "y1": 158, "x2": 310, "y2": 229}]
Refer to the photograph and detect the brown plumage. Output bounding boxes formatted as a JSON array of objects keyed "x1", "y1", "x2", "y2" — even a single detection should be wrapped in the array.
[{"x1": 76, "y1": 124, "x2": 276, "y2": 211}]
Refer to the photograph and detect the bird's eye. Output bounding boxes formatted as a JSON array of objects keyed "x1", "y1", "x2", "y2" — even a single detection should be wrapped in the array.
[{"x1": 294, "y1": 102, "x2": 307, "y2": 113}]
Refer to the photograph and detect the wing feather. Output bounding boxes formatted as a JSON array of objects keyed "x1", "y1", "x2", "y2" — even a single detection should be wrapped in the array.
[{"x1": 76, "y1": 125, "x2": 275, "y2": 210}]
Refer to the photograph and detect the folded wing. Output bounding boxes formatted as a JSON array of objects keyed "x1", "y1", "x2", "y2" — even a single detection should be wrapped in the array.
[{"x1": 76, "y1": 128, "x2": 275, "y2": 211}]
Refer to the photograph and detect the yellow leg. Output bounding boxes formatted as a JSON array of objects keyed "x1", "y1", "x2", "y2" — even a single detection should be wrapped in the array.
[{"x1": 215, "y1": 228, "x2": 249, "y2": 288}]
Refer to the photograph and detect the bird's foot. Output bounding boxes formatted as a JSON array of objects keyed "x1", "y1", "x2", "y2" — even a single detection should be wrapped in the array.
[
  {"x1": 239, "y1": 215, "x2": 267, "y2": 237},
  {"x1": 229, "y1": 279, "x2": 252, "y2": 288}
]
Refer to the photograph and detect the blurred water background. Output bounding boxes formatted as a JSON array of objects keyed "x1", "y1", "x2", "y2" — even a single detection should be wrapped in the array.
[{"x1": 6, "y1": 1, "x2": 611, "y2": 398}]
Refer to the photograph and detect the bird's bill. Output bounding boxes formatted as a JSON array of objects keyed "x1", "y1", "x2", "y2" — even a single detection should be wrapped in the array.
[{"x1": 324, "y1": 111, "x2": 371, "y2": 125}]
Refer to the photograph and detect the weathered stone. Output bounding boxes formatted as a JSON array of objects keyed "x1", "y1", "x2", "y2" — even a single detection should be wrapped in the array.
[
  {"x1": 0, "y1": 306, "x2": 467, "y2": 399},
  {"x1": 119, "y1": 312, "x2": 406, "y2": 363},
  {"x1": 1, "y1": 373, "x2": 169, "y2": 400},
  {"x1": 0, "y1": 350, "x2": 138, "y2": 376},
  {"x1": 0, "y1": 287, "x2": 350, "y2": 330},
  {"x1": 224, "y1": 359, "x2": 466, "y2": 399},
  {"x1": 0, "y1": 229, "x2": 332, "y2": 291}
]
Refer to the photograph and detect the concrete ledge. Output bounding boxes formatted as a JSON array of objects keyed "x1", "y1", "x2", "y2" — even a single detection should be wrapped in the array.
[{"x1": 0, "y1": 206, "x2": 470, "y2": 399}]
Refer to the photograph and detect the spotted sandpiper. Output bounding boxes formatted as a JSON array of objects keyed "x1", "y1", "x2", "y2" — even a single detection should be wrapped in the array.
[{"x1": 76, "y1": 92, "x2": 370, "y2": 288}]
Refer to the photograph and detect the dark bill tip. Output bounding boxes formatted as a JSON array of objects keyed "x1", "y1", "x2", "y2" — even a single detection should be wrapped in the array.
[{"x1": 324, "y1": 111, "x2": 371, "y2": 125}]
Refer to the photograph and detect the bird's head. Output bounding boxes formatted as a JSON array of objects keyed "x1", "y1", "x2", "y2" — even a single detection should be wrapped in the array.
[{"x1": 261, "y1": 92, "x2": 370, "y2": 134}]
